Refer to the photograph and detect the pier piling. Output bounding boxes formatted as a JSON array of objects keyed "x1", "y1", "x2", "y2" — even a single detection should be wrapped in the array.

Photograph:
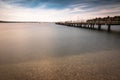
[
  {"x1": 108, "y1": 24, "x2": 111, "y2": 32},
  {"x1": 98, "y1": 24, "x2": 101, "y2": 30}
]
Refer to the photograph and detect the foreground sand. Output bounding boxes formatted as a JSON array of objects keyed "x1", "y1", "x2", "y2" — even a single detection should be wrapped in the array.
[{"x1": 0, "y1": 50, "x2": 120, "y2": 80}]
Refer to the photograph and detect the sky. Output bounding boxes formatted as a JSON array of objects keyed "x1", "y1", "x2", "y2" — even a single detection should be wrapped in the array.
[{"x1": 0, "y1": 0, "x2": 120, "y2": 22}]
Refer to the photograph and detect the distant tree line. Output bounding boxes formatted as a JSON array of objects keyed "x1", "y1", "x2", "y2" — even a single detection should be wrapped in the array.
[{"x1": 87, "y1": 16, "x2": 120, "y2": 23}]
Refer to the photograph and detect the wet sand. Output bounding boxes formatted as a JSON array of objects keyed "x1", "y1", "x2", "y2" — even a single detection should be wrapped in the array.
[{"x1": 0, "y1": 50, "x2": 120, "y2": 80}]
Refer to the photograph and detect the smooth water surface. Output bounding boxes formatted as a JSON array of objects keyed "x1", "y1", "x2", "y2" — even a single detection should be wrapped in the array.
[{"x1": 0, "y1": 23, "x2": 120, "y2": 64}]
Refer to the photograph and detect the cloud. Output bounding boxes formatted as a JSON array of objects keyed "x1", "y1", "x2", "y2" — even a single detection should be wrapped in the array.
[
  {"x1": 0, "y1": 0, "x2": 120, "y2": 21},
  {"x1": 0, "y1": 0, "x2": 70, "y2": 21}
]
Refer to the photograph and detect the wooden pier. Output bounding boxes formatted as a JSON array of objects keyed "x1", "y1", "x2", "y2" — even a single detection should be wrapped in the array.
[{"x1": 56, "y1": 16, "x2": 120, "y2": 32}]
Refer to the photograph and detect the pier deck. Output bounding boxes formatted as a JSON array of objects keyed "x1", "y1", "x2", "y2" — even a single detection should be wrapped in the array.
[{"x1": 56, "y1": 16, "x2": 120, "y2": 32}]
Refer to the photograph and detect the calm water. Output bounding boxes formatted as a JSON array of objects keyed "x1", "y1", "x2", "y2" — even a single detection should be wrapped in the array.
[{"x1": 0, "y1": 23, "x2": 120, "y2": 64}]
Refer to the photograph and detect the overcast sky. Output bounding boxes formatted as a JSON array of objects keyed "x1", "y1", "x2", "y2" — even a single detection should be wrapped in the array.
[{"x1": 0, "y1": 0, "x2": 120, "y2": 22}]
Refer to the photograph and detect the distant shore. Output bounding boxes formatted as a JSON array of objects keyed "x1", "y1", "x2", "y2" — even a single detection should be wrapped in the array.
[{"x1": 0, "y1": 21, "x2": 41, "y2": 23}]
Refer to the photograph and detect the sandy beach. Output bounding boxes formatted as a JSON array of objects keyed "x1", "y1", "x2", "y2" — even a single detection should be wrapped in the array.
[{"x1": 0, "y1": 50, "x2": 120, "y2": 80}]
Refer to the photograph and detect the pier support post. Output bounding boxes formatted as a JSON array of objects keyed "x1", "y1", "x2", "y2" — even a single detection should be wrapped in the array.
[
  {"x1": 98, "y1": 24, "x2": 101, "y2": 30},
  {"x1": 90, "y1": 24, "x2": 92, "y2": 29},
  {"x1": 80, "y1": 24, "x2": 82, "y2": 27},
  {"x1": 77, "y1": 24, "x2": 79, "y2": 27},
  {"x1": 108, "y1": 24, "x2": 111, "y2": 32},
  {"x1": 88, "y1": 24, "x2": 89, "y2": 28},
  {"x1": 92, "y1": 24, "x2": 94, "y2": 29},
  {"x1": 81, "y1": 24, "x2": 83, "y2": 28}
]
